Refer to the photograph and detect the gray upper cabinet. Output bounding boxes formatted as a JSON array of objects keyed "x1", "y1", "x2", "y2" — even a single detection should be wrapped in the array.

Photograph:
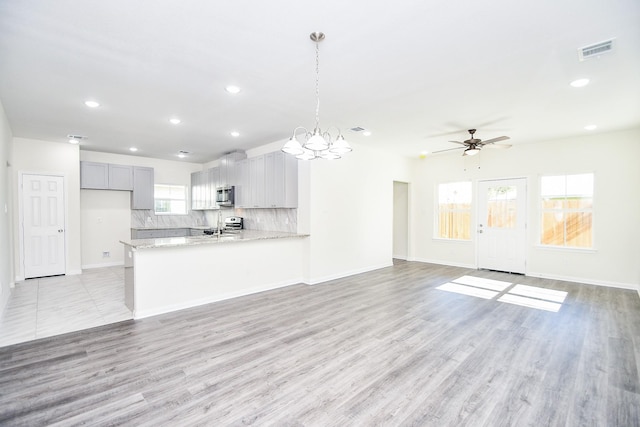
[
  {"x1": 81, "y1": 161, "x2": 133, "y2": 191},
  {"x1": 80, "y1": 161, "x2": 109, "y2": 189},
  {"x1": 81, "y1": 161, "x2": 154, "y2": 209},
  {"x1": 131, "y1": 166, "x2": 154, "y2": 210},
  {"x1": 108, "y1": 164, "x2": 134, "y2": 190},
  {"x1": 234, "y1": 159, "x2": 250, "y2": 208},
  {"x1": 265, "y1": 151, "x2": 298, "y2": 208},
  {"x1": 191, "y1": 171, "x2": 205, "y2": 210},
  {"x1": 249, "y1": 155, "x2": 266, "y2": 208}
]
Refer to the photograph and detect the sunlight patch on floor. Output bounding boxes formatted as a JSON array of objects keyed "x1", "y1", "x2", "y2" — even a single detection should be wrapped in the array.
[{"x1": 436, "y1": 276, "x2": 568, "y2": 312}]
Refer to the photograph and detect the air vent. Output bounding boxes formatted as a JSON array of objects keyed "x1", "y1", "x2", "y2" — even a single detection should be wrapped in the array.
[
  {"x1": 578, "y1": 39, "x2": 614, "y2": 61},
  {"x1": 350, "y1": 126, "x2": 366, "y2": 132}
]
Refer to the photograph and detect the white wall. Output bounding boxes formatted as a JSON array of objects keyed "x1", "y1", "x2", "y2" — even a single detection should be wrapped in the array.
[
  {"x1": 412, "y1": 127, "x2": 640, "y2": 289},
  {"x1": 0, "y1": 99, "x2": 14, "y2": 315},
  {"x1": 79, "y1": 151, "x2": 202, "y2": 268},
  {"x1": 12, "y1": 138, "x2": 82, "y2": 279},
  {"x1": 301, "y1": 141, "x2": 413, "y2": 284}
]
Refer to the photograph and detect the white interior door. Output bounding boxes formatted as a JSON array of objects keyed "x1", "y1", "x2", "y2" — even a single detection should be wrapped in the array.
[
  {"x1": 477, "y1": 178, "x2": 526, "y2": 274},
  {"x1": 22, "y1": 174, "x2": 66, "y2": 278}
]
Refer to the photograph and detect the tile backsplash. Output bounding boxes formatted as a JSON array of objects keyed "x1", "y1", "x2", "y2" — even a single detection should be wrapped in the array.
[
  {"x1": 132, "y1": 208, "x2": 297, "y2": 232},
  {"x1": 131, "y1": 210, "x2": 207, "y2": 228}
]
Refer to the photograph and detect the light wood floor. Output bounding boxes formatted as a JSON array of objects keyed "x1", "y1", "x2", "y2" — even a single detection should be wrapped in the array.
[{"x1": 1, "y1": 261, "x2": 639, "y2": 426}]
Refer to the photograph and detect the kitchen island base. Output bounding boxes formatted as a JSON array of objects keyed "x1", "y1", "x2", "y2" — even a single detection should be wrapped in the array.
[{"x1": 123, "y1": 233, "x2": 307, "y2": 319}]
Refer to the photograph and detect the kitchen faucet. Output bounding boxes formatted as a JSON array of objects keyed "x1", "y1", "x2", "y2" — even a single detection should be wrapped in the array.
[{"x1": 216, "y1": 210, "x2": 222, "y2": 237}]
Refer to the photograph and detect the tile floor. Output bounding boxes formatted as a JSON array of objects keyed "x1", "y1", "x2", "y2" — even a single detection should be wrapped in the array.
[{"x1": 0, "y1": 266, "x2": 132, "y2": 347}]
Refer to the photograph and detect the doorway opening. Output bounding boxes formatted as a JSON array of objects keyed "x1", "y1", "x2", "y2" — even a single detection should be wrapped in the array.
[{"x1": 393, "y1": 181, "x2": 409, "y2": 260}]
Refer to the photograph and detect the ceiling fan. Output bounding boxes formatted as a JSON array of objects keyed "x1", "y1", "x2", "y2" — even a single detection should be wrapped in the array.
[{"x1": 434, "y1": 129, "x2": 512, "y2": 156}]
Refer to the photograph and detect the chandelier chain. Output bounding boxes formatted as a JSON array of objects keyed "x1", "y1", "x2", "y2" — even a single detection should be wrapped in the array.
[{"x1": 315, "y1": 40, "x2": 320, "y2": 130}]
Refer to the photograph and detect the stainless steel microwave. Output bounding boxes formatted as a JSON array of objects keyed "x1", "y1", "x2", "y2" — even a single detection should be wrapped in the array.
[{"x1": 216, "y1": 186, "x2": 234, "y2": 206}]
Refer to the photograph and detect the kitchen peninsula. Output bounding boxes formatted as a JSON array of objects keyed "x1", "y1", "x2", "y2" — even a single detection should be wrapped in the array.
[{"x1": 121, "y1": 230, "x2": 309, "y2": 319}]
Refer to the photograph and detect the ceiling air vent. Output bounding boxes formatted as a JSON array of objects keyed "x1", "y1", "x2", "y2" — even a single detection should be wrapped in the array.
[{"x1": 578, "y1": 39, "x2": 614, "y2": 61}]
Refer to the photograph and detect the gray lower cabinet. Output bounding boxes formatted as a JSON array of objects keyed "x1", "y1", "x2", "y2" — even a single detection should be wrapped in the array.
[{"x1": 131, "y1": 167, "x2": 154, "y2": 210}]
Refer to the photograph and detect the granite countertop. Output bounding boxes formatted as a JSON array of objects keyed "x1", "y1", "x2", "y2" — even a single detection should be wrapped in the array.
[
  {"x1": 131, "y1": 226, "x2": 212, "y2": 230},
  {"x1": 120, "y1": 230, "x2": 309, "y2": 249}
]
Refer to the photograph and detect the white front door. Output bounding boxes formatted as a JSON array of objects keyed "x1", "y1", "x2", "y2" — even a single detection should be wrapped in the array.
[
  {"x1": 477, "y1": 178, "x2": 527, "y2": 274},
  {"x1": 22, "y1": 174, "x2": 66, "y2": 278}
]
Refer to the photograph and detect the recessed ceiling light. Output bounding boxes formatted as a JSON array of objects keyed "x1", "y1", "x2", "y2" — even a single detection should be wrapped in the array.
[
  {"x1": 584, "y1": 124, "x2": 597, "y2": 131},
  {"x1": 169, "y1": 118, "x2": 181, "y2": 125},
  {"x1": 84, "y1": 100, "x2": 100, "y2": 108},
  {"x1": 178, "y1": 150, "x2": 190, "y2": 158},
  {"x1": 67, "y1": 134, "x2": 85, "y2": 144},
  {"x1": 225, "y1": 85, "x2": 241, "y2": 94},
  {"x1": 129, "y1": 147, "x2": 138, "y2": 152},
  {"x1": 362, "y1": 131, "x2": 372, "y2": 136},
  {"x1": 230, "y1": 131, "x2": 240, "y2": 137},
  {"x1": 570, "y1": 78, "x2": 590, "y2": 88}
]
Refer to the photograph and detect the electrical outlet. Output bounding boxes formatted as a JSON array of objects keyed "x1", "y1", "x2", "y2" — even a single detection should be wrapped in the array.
[{"x1": 102, "y1": 251, "x2": 110, "y2": 258}]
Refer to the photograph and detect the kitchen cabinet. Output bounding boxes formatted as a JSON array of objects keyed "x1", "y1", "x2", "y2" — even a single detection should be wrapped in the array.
[
  {"x1": 234, "y1": 159, "x2": 250, "y2": 208},
  {"x1": 191, "y1": 171, "x2": 205, "y2": 210},
  {"x1": 207, "y1": 167, "x2": 220, "y2": 208},
  {"x1": 131, "y1": 228, "x2": 189, "y2": 239},
  {"x1": 233, "y1": 151, "x2": 298, "y2": 209},
  {"x1": 249, "y1": 155, "x2": 266, "y2": 208},
  {"x1": 81, "y1": 161, "x2": 133, "y2": 190},
  {"x1": 218, "y1": 151, "x2": 247, "y2": 187},
  {"x1": 108, "y1": 164, "x2": 134, "y2": 190},
  {"x1": 131, "y1": 166, "x2": 154, "y2": 209},
  {"x1": 265, "y1": 151, "x2": 298, "y2": 208},
  {"x1": 81, "y1": 162, "x2": 109, "y2": 189}
]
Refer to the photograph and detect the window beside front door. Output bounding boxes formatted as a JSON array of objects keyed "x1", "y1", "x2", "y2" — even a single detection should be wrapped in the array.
[
  {"x1": 436, "y1": 181, "x2": 472, "y2": 240},
  {"x1": 540, "y1": 173, "x2": 594, "y2": 248}
]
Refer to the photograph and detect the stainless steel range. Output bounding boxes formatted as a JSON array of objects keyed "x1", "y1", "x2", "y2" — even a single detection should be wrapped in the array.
[{"x1": 224, "y1": 216, "x2": 243, "y2": 231}]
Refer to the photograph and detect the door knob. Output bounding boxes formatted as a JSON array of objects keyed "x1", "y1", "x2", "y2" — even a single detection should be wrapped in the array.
[{"x1": 58, "y1": 229, "x2": 63, "y2": 233}]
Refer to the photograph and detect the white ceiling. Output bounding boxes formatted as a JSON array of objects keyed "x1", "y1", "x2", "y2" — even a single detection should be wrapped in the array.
[{"x1": 0, "y1": 0, "x2": 638, "y2": 163}]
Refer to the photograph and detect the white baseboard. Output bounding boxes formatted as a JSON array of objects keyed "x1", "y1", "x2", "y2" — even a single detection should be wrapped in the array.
[
  {"x1": 527, "y1": 271, "x2": 639, "y2": 291},
  {"x1": 304, "y1": 262, "x2": 393, "y2": 286},
  {"x1": 412, "y1": 258, "x2": 477, "y2": 269},
  {"x1": 134, "y1": 279, "x2": 300, "y2": 320},
  {"x1": 81, "y1": 262, "x2": 125, "y2": 270}
]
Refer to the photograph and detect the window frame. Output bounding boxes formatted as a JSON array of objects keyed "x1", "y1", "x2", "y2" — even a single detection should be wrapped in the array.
[
  {"x1": 434, "y1": 181, "x2": 473, "y2": 241},
  {"x1": 153, "y1": 183, "x2": 189, "y2": 216},
  {"x1": 538, "y1": 172, "x2": 595, "y2": 249}
]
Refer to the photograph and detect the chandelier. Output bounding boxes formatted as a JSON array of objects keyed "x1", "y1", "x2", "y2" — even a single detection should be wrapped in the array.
[{"x1": 281, "y1": 32, "x2": 352, "y2": 160}]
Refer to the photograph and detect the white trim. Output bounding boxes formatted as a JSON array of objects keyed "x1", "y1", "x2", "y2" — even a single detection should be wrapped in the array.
[
  {"x1": 304, "y1": 262, "x2": 393, "y2": 286},
  {"x1": 81, "y1": 261, "x2": 125, "y2": 270},
  {"x1": 534, "y1": 244, "x2": 597, "y2": 254},
  {"x1": 134, "y1": 279, "x2": 300, "y2": 319},
  {"x1": 527, "y1": 271, "x2": 638, "y2": 291},
  {"x1": 412, "y1": 258, "x2": 476, "y2": 269}
]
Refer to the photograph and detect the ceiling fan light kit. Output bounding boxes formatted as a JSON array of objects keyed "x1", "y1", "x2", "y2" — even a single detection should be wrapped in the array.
[{"x1": 281, "y1": 32, "x2": 352, "y2": 161}]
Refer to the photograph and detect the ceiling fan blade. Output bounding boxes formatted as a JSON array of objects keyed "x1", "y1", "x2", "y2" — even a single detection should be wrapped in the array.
[
  {"x1": 432, "y1": 147, "x2": 465, "y2": 153},
  {"x1": 447, "y1": 140, "x2": 468, "y2": 145},
  {"x1": 479, "y1": 136, "x2": 510, "y2": 145},
  {"x1": 483, "y1": 143, "x2": 512, "y2": 149}
]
